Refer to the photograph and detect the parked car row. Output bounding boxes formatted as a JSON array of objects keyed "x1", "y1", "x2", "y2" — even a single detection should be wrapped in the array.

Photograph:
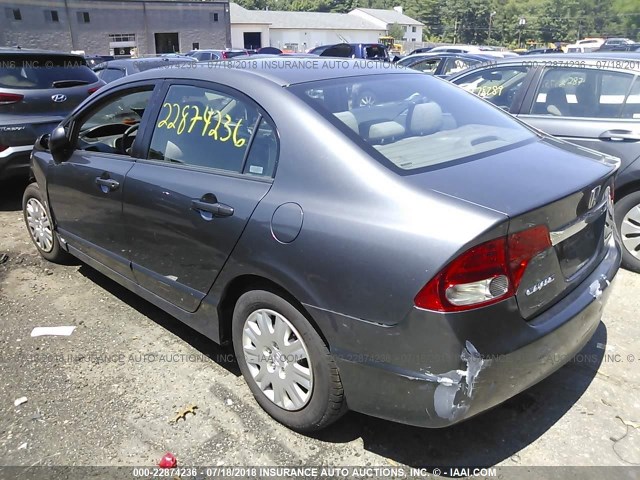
[{"x1": 20, "y1": 58, "x2": 621, "y2": 434}]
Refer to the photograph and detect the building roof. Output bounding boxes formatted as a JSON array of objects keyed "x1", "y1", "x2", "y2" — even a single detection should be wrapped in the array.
[
  {"x1": 350, "y1": 8, "x2": 423, "y2": 26},
  {"x1": 230, "y1": 3, "x2": 385, "y2": 30}
]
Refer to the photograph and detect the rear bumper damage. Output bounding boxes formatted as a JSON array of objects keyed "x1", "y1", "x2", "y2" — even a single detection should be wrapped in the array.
[{"x1": 316, "y1": 238, "x2": 620, "y2": 428}]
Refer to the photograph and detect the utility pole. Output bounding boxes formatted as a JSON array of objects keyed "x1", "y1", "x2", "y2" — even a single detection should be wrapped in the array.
[
  {"x1": 488, "y1": 11, "x2": 496, "y2": 42},
  {"x1": 453, "y1": 18, "x2": 458, "y2": 44},
  {"x1": 518, "y1": 17, "x2": 526, "y2": 48}
]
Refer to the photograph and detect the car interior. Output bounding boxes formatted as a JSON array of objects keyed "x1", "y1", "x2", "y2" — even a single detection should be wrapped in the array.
[
  {"x1": 76, "y1": 90, "x2": 151, "y2": 156},
  {"x1": 300, "y1": 78, "x2": 532, "y2": 170}
]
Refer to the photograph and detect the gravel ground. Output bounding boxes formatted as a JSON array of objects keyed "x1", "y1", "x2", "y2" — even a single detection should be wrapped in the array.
[{"x1": 1, "y1": 179, "x2": 639, "y2": 475}]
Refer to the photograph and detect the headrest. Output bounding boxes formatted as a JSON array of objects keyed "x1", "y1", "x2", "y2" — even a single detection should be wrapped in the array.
[
  {"x1": 334, "y1": 111, "x2": 359, "y2": 134},
  {"x1": 409, "y1": 102, "x2": 443, "y2": 135}
]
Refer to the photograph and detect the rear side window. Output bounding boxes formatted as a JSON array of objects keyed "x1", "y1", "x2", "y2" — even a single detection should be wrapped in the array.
[
  {"x1": 96, "y1": 68, "x2": 125, "y2": 83},
  {"x1": 622, "y1": 77, "x2": 640, "y2": 119},
  {"x1": 442, "y1": 57, "x2": 479, "y2": 76},
  {"x1": 454, "y1": 66, "x2": 530, "y2": 111},
  {"x1": 530, "y1": 67, "x2": 636, "y2": 118},
  {"x1": 289, "y1": 74, "x2": 534, "y2": 172},
  {"x1": 0, "y1": 55, "x2": 97, "y2": 89},
  {"x1": 404, "y1": 58, "x2": 440, "y2": 74},
  {"x1": 148, "y1": 84, "x2": 276, "y2": 176},
  {"x1": 364, "y1": 45, "x2": 388, "y2": 60}
]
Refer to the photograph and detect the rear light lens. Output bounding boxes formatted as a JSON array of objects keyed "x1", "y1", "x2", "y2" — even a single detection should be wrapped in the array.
[
  {"x1": 0, "y1": 92, "x2": 24, "y2": 105},
  {"x1": 222, "y1": 52, "x2": 229, "y2": 59},
  {"x1": 0, "y1": 145, "x2": 7, "y2": 153},
  {"x1": 415, "y1": 225, "x2": 551, "y2": 312},
  {"x1": 88, "y1": 86, "x2": 100, "y2": 95}
]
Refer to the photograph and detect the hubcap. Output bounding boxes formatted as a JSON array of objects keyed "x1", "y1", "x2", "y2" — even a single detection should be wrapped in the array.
[
  {"x1": 26, "y1": 198, "x2": 53, "y2": 253},
  {"x1": 621, "y1": 202, "x2": 640, "y2": 259},
  {"x1": 242, "y1": 309, "x2": 313, "y2": 410}
]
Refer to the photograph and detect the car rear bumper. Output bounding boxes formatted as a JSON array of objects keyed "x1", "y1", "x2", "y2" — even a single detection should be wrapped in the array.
[
  {"x1": 0, "y1": 145, "x2": 33, "y2": 180},
  {"x1": 0, "y1": 116, "x2": 63, "y2": 180},
  {"x1": 311, "y1": 237, "x2": 620, "y2": 428}
]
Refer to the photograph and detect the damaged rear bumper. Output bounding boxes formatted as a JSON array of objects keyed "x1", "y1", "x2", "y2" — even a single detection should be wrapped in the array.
[{"x1": 321, "y1": 239, "x2": 620, "y2": 428}]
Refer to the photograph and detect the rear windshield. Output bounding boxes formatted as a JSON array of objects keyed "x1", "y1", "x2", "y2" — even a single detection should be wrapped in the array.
[
  {"x1": 0, "y1": 54, "x2": 98, "y2": 89},
  {"x1": 289, "y1": 73, "x2": 535, "y2": 172}
]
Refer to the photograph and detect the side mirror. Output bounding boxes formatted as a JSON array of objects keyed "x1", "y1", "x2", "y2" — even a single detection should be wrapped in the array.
[
  {"x1": 35, "y1": 133, "x2": 50, "y2": 151},
  {"x1": 49, "y1": 126, "x2": 71, "y2": 162}
]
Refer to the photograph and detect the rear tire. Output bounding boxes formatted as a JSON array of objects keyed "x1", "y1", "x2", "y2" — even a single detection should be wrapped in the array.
[
  {"x1": 22, "y1": 182, "x2": 70, "y2": 264},
  {"x1": 232, "y1": 290, "x2": 346, "y2": 431},
  {"x1": 615, "y1": 190, "x2": 640, "y2": 273}
]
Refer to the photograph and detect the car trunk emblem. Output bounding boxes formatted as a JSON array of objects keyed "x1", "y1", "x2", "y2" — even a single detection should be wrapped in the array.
[{"x1": 51, "y1": 94, "x2": 67, "y2": 103}]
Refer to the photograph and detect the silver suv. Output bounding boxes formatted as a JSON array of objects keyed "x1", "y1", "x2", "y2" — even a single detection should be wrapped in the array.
[{"x1": 0, "y1": 48, "x2": 104, "y2": 181}]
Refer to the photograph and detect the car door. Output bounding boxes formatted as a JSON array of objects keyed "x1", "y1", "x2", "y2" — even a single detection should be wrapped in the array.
[
  {"x1": 46, "y1": 82, "x2": 159, "y2": 279},
  {"x1": 123, "y1": 81, "x2": 278, "y2": 312},
  {"x1": 517, "y1": 66, "x2": 640, "y2": 170},
  {"x1": 451, "y1": 64, "x2": 536, "y2": 113}
]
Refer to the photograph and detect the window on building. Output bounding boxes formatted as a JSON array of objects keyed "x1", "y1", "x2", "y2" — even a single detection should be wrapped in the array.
[
  {"x1": 412, "y1": 26, "x2": 416, "y2": 33},
  {"x1": 192, "y1": 42, "x2": 200, "y2": 50},
  {"x1": 411, "y1": 38, "x2": 416, "y2": 42},
  {"x1": 108, "y1": 33, "x2": 136, "y2": 42},
  {"x1": 210, "y1": 12, "x2": 219, "y2": 22},
  {"x1": 44, "y1": 10, "x2": 59, "y2": 22},
  {"x1": 77, "y1": 11, "x2": 90, "y2": 23},
  {"x1": 5, "y1": 8, "x2": 21, "y2": 20}
]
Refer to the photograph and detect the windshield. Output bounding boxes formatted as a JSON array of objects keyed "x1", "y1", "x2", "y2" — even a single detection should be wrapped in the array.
[{"x1": 289, "y1": 74, "x2": 535, "y2": 172}]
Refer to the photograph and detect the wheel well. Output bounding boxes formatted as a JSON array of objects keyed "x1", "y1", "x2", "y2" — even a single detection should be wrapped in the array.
[
  {"x1": 217, "y1": 274, "x2": 329, "y2": 346},
  {"x1": 615, "y1": 180, "x2": 640, "y2": 203}
]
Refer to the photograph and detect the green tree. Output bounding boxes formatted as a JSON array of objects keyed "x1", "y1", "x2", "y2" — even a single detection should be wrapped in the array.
[{"x1": 388, "y1": 22, "x2": 405, "y2": 39}]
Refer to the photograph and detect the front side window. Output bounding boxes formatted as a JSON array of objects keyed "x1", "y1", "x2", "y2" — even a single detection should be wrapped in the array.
[
  {"x1": 529, "y1": 68, "x2": 635, "y2": 118},
  {"x1": 75, "y1": 89, "x2": 153, "y2": 156},
  {"x1": 148, "y1": 84, "x2": 275, "y2": 176},
  {"x1": 289, "y1": 74, "x2": 534, "y2": 172},
  {"x1": 453, "y1": 65, "x2": 530, "y2": 111}
]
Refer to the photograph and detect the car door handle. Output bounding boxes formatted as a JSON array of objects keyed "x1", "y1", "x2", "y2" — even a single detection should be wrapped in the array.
[
  {"x1": 599, "y1": 130, "x2": 640, "y2": 142},
  {"x1": 95, "y1": 177, "x2": 120, "y2": 192},
  {"x1": 191, "y1": 199, "x2": 234, "y2": 218}
]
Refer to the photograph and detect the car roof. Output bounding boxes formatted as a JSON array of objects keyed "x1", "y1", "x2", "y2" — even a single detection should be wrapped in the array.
[
  {"x1": 123, "y1": 58, "x2": 420, "y2": 87},
  {"x1": 401, "y1": 52, "x2": 495, "y2": 61},
  {"x1": 0, "y1": 47, "x2": 84, "y2": 58}
]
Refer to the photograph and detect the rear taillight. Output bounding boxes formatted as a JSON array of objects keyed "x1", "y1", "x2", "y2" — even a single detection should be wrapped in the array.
[
  {"x1": 0, "y1": 92, "x2": 24, "y2": 105},
  {"x1": 222, "y1": 52, "x2": 229, "y2": 59},
  {"x1": 415, "y1": 225, "x2": 551, "y2": 312},
  {"x1": 0, "y1": 145, "x2": 7, "y2": 153},
  {"x1": 88, "y1": 86, "x2": 100, "y2": 95}
]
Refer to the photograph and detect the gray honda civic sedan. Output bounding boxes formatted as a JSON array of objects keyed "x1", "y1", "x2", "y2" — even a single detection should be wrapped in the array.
[{"x1": 24, "y1": 59, "x2": 621, "y2": 431}]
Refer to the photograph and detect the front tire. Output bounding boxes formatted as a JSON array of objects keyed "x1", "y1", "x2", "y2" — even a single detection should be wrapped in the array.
[
  {"x1": 22, "y1": 182, "x2": 70, "y2": 263},
  {"x1": 232, "y1": 290, "x2": 346, "y2": 431},
  {"x1": 615, "y1": 190, "x2": 640, "y2": 273}
]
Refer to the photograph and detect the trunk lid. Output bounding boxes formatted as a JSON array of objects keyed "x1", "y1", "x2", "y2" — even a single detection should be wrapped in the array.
[{"x1": 405, "y1": 136, "x2": 619, "y2": 318}]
